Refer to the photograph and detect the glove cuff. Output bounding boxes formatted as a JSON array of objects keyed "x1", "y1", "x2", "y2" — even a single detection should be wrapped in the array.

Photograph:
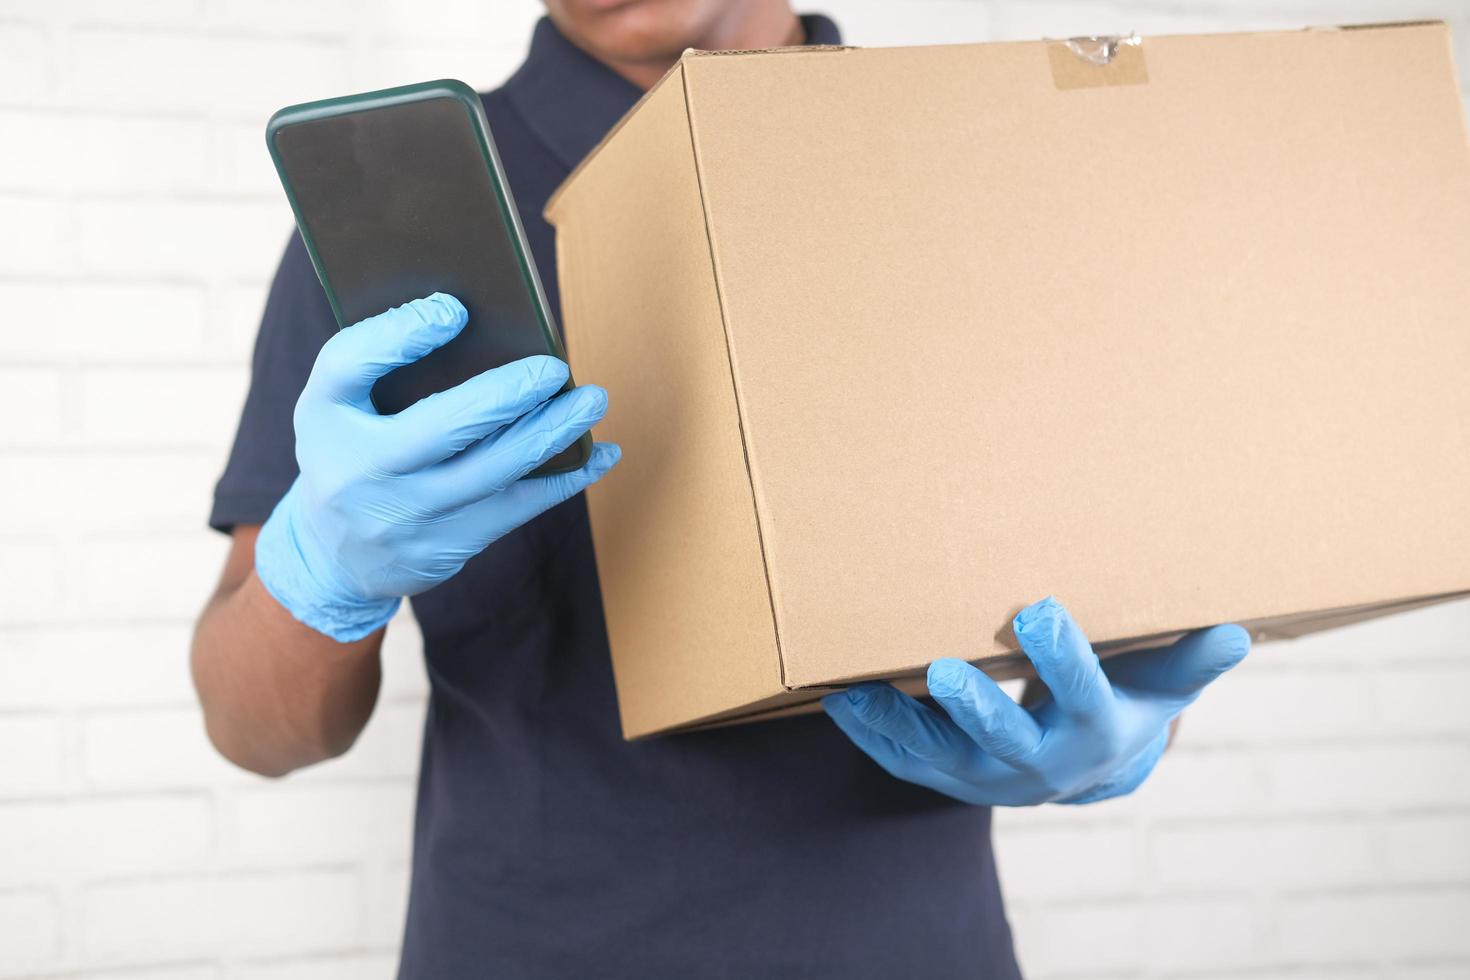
[{"x1": 255, "y1": 482, "x2": 401, "y2": 643}]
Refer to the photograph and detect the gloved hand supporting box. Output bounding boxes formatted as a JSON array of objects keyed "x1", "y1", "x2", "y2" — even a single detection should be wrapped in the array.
[{"x1": 545, "y1": 22, "x2": 1470, "y2": 738}]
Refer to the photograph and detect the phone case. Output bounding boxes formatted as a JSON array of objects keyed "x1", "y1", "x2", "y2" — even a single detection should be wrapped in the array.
[{"x1": 265, "y1": 78, "x2": 592, "y2": 474}]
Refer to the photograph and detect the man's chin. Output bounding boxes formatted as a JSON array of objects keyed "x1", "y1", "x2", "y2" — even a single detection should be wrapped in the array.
[{"x1": 553, "y1": 0, "x2": 711, "y2": 64}]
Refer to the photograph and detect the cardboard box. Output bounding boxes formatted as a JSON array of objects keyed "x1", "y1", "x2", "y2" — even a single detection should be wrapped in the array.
[{"x1": 545, "y1": 22, "x2": 1470, "y2": 738}]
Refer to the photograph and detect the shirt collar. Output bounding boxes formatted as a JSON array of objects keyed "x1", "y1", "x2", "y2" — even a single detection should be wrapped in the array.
[{"x1": 503, "y1": 13, "x2": 843, "y2": 172}]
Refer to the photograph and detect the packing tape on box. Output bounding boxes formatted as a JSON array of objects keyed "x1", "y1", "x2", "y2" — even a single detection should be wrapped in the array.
[{"x1": 1048, "y1": 33, "x2": 1149, "y2": 89}]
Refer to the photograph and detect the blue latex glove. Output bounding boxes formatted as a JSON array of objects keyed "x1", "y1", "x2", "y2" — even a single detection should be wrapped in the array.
[
  {"x1": 255, "y1": 292, "x2": 619, "y2": 642},
  {"x1": 823, "y1": 597, "x2": 1249, "y2": 806}
]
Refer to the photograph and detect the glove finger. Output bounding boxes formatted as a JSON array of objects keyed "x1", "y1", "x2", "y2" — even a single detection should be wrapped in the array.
[
  {"x1": 1102, "y1": 624, "x2": 1250, "y2": 700},
  {"x1": 823, "y1": 692, "x2": 1015, "y2": 804},
  {"x1": 927, "y1": 658, "x2": 1043, "y2": 770},
  {"x1": 441, "y1": 442, "x2": 621, "y2": 547},
  {"x1": 308, "y1": 293, "x2": 469, "y2": 407},
  {"x1": 412, "y1": 385, "x2": 609, "y2": 513},
  {"x1": 823, "y1": 683, "x2": 979, "y2": 777},
  {"x1": 823, "y1": 691, "x2": 951, "y2": 785},
  {"x1": 1012, "y1": 596, "x2": 1113, "y2": 723},
  {"x1": 375, "y1": 356, "x2": 571, "y2": 473}
]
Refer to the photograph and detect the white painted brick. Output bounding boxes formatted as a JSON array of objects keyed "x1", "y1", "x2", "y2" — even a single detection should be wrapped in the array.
[
  {"x1": 0, "y1": 540, "x2": 64, "y2": 623},
  {"x1": 1266, "y1": 742, "x2": 1470, "y2": 813},
  {"x1": 360, "y1": 863, "x2": 410, "y2": 957},
  {"x1": 329, "y1": 702, "x2": 424, "y2": 780},
  {"x1": 1179, "y1": 669, "x2": 1371, "y2": 743},
  {"x1": 0, "y1": 451, "x2": 218, "y2": 532},
  {"x1": 0, "y1": 889, "x2": 59, "y2": 975},
  {"x1": 1131, "y1": 747, "x2": 1262, "y2": 817},
  {"x1": 0, "y1": 795, "x2": 210, "y2": 885},
  {"x1": 1369, "y1": 597, "x2": 1470, "y2": 662},
  {"x1": 1384, "y1": 813, "x2": 1470, "y2": 884},
  {"x1": 0, "y1": 624, "x2": 196, "y2": 708},
  {"x1": 205, "y1": 0, "x2": 353, "y2": 36},
  {"x1": 229, "y1": 782, "x2": 415, "y2": 864},
  {"x1": 60, "y1": 967, "x2": 219, "y2": 980},
  {"x1": 0, "y1": 368, "x2": 65, "y2": 446},
  {"x1": 0, "y1": 715, "x2": 66, "y2": 798},
  {"x1": 1375, "y1": 664, "x2": 1470, "y2": 736},
  {"x1": 81, "y1": 707, "x2": 248, "y2": 789},
  {"x1": 1133, "y1": 5, "x2": 1317, "y2": 35},
  {"x1": 0, "y1": 111, "x2": 209, "y2": 194},
  {"x1": 70, "y1": 533, "x2": 230, "y2": 620},
  {"x1": 0, "y1": 196, "x2": 72, "y2": 277},
  {"x1": 0, "y1": 282, "x2": 211, "y2": 363},
  {"x1": 1458, "y1": 16, "x2": 1470, "y2": 90},
  {"x1": 66, "y1": 32, "x2": 348, "y2": 115},
  {"x1": 77, "y1": 366, "x2": 247, "y2": 448},
  {"x1": 77, "y1": 200, "x2": 291, "y2": 281},
  {"x1": 1394, "y1": 964, "x2": 1470, "y2": 980},
  {"x1": 1030, "y1": 896, "x2": 1258, "y2": 974},
  {"x1": 379, "y1": 607, "x2": 428, "y2": 700},
  {"x1": 1148, "y1": 896, "x2": 1262, "y2": 973},
  {"x1": 993, "y1": 0, "x2": 1305, "y2": 43},
  {"x1": 208, "y1": 123, "x2": 283, "y2": 198},
  {"x1": 0, "y1": 0, "x2": 47, "y2": 19},
  {"x1": 357, "y1": 0, "x2": 540, "y2": 46},
  {"x1": 1181, "y1": 970, "x2": 1378, "y2": 980},
  {"x1": 794, "y1": 0, "x2": 990, "y2": 47},
  {"x1": 1152, "y1": 819, "x2": 1376, "y2": 890},
  {"x1": 0, "y1": 25, "x2": 49, "y2": 99},
  {"x1": 65, "y1": 0, "x2": 205, "y2": 27},
  {"x1": 1260, "y1": 598, "x2": 1470, "y2": 667},
  {"x1": 1000, "y1": 905, "x2": 1045, "y2": 978},
  {"x1": 1195, "y1": 0, "x2": 1463, "y2": 24},
  {"x1": 233, "y1": 952, "x2": 398, "y2": 980},
  {"x1": 82, "y1": 870, "x2": 360, "y2": 962},
  {"x1": 347, "y1": 44, "x2": 525, "y2": 96},
  {"x1": 1278, "y1": 888, "x2": 1470, "y2": 961},
  {"x1": 992, "y1": 823, "x2": 1140, "y2": 901},
  {"x1": 1026, "y1": 900, "x2": 1146, "y2": 975},
  {"x1": 211, "y1": 282, "x2": 271, "y2": 360},
  {"x1": 987, "y1": 1, "x2": 1142, "y2": 42}
]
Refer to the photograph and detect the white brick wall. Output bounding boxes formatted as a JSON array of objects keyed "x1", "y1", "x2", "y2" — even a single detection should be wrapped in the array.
[{"x1": 2, "y1": 0, "x2": 1468, "y2": 976}]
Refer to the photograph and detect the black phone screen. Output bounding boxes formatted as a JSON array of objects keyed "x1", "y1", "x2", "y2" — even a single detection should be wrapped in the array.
[{"x1": 272, "y1": 94, "x2": 587, "y2": 471}]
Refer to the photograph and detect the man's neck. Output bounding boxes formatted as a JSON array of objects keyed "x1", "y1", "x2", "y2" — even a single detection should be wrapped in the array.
[{"x1": 607, "y1": 4, "x2": 803, "y2": 91}]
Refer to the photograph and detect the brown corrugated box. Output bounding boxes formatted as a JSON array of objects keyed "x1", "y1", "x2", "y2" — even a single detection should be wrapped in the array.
[{"x1": 545, "y1": 22, "x2": 1470, "y2": 739}]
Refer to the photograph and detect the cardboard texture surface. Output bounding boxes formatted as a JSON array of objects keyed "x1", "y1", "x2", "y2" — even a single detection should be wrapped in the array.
[{"x1": 546, "y1": 23, "x2": 1470, "y2": 738}]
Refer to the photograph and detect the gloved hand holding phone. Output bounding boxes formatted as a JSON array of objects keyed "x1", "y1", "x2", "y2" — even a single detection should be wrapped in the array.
[
  {"x1": 824, "y1": 596, "x2": 1249, "y2": 806},
  {"x1": 254, "y1": 292, "x2": 620, "y2": 642}
]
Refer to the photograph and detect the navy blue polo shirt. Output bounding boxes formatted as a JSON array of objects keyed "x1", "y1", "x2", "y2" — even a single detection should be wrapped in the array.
[{"x1": 212, "y1": 16, "x2": 1020, "y2": 979}]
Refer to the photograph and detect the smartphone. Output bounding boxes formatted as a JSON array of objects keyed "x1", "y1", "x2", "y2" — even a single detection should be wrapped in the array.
[{"x1": 266, "y1": 78, "x2": 591, "y2": 473}]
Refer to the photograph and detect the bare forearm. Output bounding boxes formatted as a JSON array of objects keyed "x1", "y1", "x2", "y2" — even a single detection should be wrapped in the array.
[{"x1": 191, "y1": 529, "x2": 383, "y2": 777}]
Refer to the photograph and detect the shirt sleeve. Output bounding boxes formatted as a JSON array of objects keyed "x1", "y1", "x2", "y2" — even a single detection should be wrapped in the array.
[{"x1": 208, "y1": 231, "x2": 337, "y2": 533}]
